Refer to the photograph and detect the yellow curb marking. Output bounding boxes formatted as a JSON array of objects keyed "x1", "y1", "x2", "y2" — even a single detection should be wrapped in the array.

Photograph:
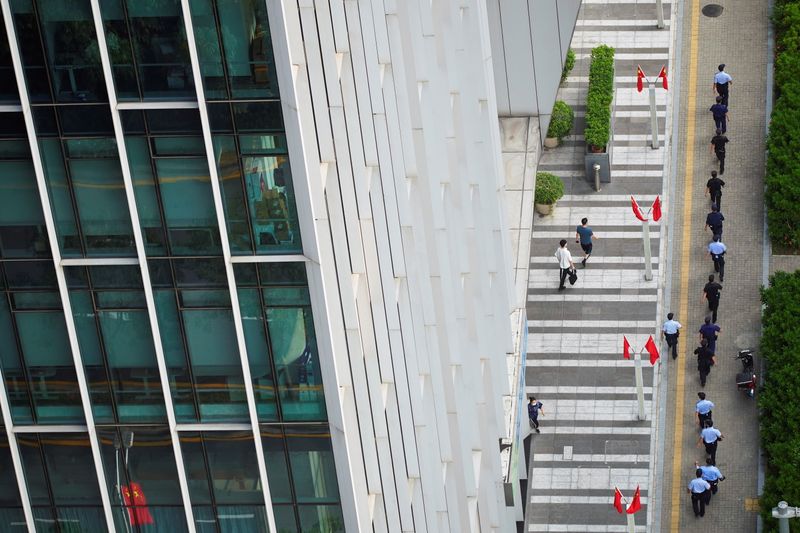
[{"x1": 669, "y1": 0, "x2": 701, "y2": 530}]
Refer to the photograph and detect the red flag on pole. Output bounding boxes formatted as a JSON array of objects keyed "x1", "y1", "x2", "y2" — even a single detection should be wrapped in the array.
[
  {"x1": 121, "y1": 483, "x2": 154, "y2": 526},
  {"x1": 613, "y1": 487, "x2": 625, "y2": 514},
  {"x1": 651, "y1": 196, "x2": 662, "y2": 222},
  {"x1": 645, "y1": 335, "x2": 660, "y2": 365},
  {"x1": 623, "y1": 336, "x2": 632, "y2": 360},
  {"x1": 627, "y1": 485, "x2": 642, "y2": 514},
  {"x1": 636, "y1": 65, "x2": 646, "y2": 93},
  {"x1": 630, "y1": 196, "x2": 647, "y2": 222},
  {"x1": 658, "y1": 65, "x2": 668, "y2": 90}
]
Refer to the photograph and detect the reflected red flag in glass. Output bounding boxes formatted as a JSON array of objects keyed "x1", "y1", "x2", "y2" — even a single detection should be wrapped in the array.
[
  {"x1": 652, "y1": 196, "x2": 663, "y2": 222},
  {"x1": 659, "y1": 66, "x2": 669, "y2": 90},
  {"x1": 636, "y1": 65, "x2": 646, "y2": 93},
  {"x1": 614, "y1": 487, "x2": 624, "y2": 514},
  {"x1": 627, "y1": 485, "x2": 642, "y2": 514},
  {"x1": 645, "y1": 335, "x2": 660, "y2": 365},
  {"x1": 122, "y1": 482, "x2": 154, "y2": 526},
  {"x1": 630, "y1": 196, "x2": 647, "y2": 222},
  {"x1": 623, "y1": 336, "x2": 632, "y2": 360}
]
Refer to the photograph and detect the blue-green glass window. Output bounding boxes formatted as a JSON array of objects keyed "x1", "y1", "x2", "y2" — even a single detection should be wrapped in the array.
[
  {"x1": 98, "y1": 427, "x2": 189, "y2": 532},
  {"x1": 0, "y1": 12, "x2": 19, "y2": 103},
  {"x1": 238, "y1": 288, "x2": 277, "y2": 421},
  {"x1": 213, "y1": 134, "x2": 301, "y2": 254},
  {"x1": 67, "y1": 265, "x2": 167, "y2": 424},
  {"x1": 18, "y1": 433, "x2": 106, "y2": 529},
  {"x1": 39, "y1": 137, "x2": 136, "y2": 257},
  {"x1": 0, "y1": 433, "x2": 24, "y2": 529},
  {"x1": 11, "y1": 0, "x2": 107, "y2": 103},
  {"x1": 180, "y1": 431, "x2": 267, "y2": 531},
  {"x1": 0, "y1": 141, "x2": 49, "y2": 258},
  {"x1": 189, "y1": 0, "x2": 279, "y2": 100},
  {"x1": 99, "y1": 0, "x2": 195, "y2": 101}
]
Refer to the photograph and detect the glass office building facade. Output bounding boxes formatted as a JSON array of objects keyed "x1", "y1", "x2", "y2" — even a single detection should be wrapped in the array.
[{"x1": 0, "y1": 0, "x2": 343, "y2": 531}]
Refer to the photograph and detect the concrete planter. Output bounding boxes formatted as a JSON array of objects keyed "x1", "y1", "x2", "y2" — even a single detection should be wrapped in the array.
[
  {"x1": 584, "y1": 78, "x2": 616, "y2": 184},
  {"x1": 543, "y1": 137, "x2": 559, "y2": 149},
  {"x1": 534, "y1": 202, "x2": 554, "y2": 216}
]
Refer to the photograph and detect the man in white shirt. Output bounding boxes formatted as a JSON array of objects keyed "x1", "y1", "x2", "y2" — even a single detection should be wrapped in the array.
[
  {"x1": 661, "y1": 312, "x2": 682, "y2": 360},
  {"x1": 695, "y1": 392, "x2": 714, "y2": 430},
  {"x1": 698, "y1": 420, "x2": 723, "y2": 465},
  {"x1": 714, "y1": 64, "x2": 733, "y2": 106},
  {"x1": 554, "y1": 239, "x2": 575, "y2": 291},
  {"x1": 707, "y1": 235, "x2": 727, "y2": 282},
  {"x1": 688, "y1": 468, "x2": 712, "y2": 517}
]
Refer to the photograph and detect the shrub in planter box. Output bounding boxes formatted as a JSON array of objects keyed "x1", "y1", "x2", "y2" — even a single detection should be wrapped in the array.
[
  {"x1": 534, "y1": 172, "x2": 565, "y2": 215},
  {"x1": 584, "y1": 45, "x2": 615, "y2": 151},
  {"x1": 546, "y1": 100, "x2": 574, "y2": 144},
  {"x1": 560, "y1": 48, "x2": 575, "y2": 84}
]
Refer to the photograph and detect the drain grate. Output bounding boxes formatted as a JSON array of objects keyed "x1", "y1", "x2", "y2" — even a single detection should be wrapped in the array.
[{"x1": 702, "y1": 4, "x2": 724, "y2": 17}]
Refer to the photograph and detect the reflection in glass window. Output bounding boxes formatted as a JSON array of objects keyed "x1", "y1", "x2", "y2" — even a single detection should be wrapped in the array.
[
  {"x1": 18, "y1": 433, "x2": 106, "y2": 529},
  {"x1": 0, "y1": 140, "x2": 49, "y2": 258},
  {"x1": 99, "y1": 0, "x2": 195, "y2": 100},
  {"x1": 213, "y1": 135, "x2": 301, "y2": 254},
  {"x1": 0, "y1": 12, "x2": 19, "y2": 103},
  {"x1": 97, "y1": 427, "x2": 189, "y2": 532},
  {"x1": 0, "y1": 433, "x2": 24, "y2": 528},
  {"x1": 67, "y1": 265, "x2": 167, "y2": 424},
  {"x1": 180, "y1": 431, "x2": 267, "y2": 530},
  {"x1": 189, "y1": 0, "x2": 279, "y2": 99}
]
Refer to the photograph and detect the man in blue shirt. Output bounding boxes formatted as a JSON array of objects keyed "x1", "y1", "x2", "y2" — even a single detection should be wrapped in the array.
[
  {"x1": 688, "y1": 468, "x2": 711, "y2": 517},
  {"x1": 697, "y1": 459, "x2": 725, "y2": 496},
  {"x1": 714, "y1": 64, "x2": 733, "y2": 106},
  {"x1": 575, "y1": 218, "x2": 597, "y2": 267},
  {"x1": 528, "y1": 396, "x2": 544, "y2": 434},
  {"x1": 699, "y1": 420, "x2": 723, "y2": 465},
  {"x1": 699, "y1": 316, "x2": 721, "y2": 354},
  {"x1": 705, "y1": 204, "x2": 724, "y2": 236},
  {"x1": 707, "y1": 235, "x2": 727, "y2": 282},
  {"x1": 695, "y1": 392, "x2": 714, "y2": 430},
  {"x1": 709, "y1": 96, "x2": 729, "y2": 133},
  {"x1": 661, "y1": 312, "x2": 682, "y2": 360}
]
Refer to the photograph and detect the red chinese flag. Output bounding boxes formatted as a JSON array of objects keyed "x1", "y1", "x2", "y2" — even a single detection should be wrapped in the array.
[
  {"x1": 627, "y1": 485, "x2": 642, "y2": 514},
  {"x1": 630, "y1": 196, "x2": 647, "y2": 222},
  {"x1": 658, "y1": 65, "x2": 668, "y2": 90},
  {"x1": 623, "y1": 336, "x2": 632, "y2": 360},
  {"x1": 130, "y1": 482, "x2": 154, "y2": 526},
  {"x1": 651, "y1": 196, "x2": 662, "y2": 222},
  {"x1": 613, "y1": 487, "x2": 625, "y2": 514},
  {"x1": 636, "y1": 65, "x2": 645, "y2": 93},
  {"x1": 645, "y1": 335, "x2": 660, "y2": 365}
]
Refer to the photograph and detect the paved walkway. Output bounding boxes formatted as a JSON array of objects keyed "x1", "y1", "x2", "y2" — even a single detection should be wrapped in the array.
[{"x1": 524, "y1": 0, "x2": 673, "y2": 531}]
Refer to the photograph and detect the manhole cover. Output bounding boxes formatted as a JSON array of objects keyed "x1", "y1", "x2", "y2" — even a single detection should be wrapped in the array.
[{"x1": 702, "y1": 4, "x2": 724, "y2": 17}]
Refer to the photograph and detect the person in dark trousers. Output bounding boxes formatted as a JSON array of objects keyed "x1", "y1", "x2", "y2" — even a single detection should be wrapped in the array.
[
  {"x1": 575, "y1": 218, "x2": 597, "y2": 267},
  {"x1": 710, "y1": 131, "x2": 729, "y2": 176},
  {"x1": 703, "y1": 274, "x2": 723, "y2": 323},
  {"x1": 688, "y1": 468, "x2": 711, "y2": 517},
  {"x1": 709, "y1": 96, "x2": 729, "y2": 134},
  {"x1": 706, "y1": 169, "x2": 726, "y2": 208},
  {"x1": 714, "y1": 64, "x2": 733, "y2": 106},
  {"x1": 705, "y1": 204, "x2": 724, "y2": 237},
  {"x1": 697, "y1": 459, "x2": 725, "y2": 498},
  {"x1": 528, "y1": 396, "x2": 544, "y2": 433},
  {"x1": 699, "y1": 316, "x2": 721, "y2": 354},
  {"x1": 661, "y1": 312, "x2": 682, "y2": 360},
  {"x1": 554, "y1": 239, "x2": 575, "y2": 291},
  {"x1": 699, "y1": 419, "x2": 723, "y2": 465},
  {"x1": 695, "y1": 392, "x2": 714, "y2": 431},
  {"x1": 695, "y1": 339, "x2": 716, "y2": 387},
  {"x1": 707, "y1": 234, "x2": 727, "y2": 282}
]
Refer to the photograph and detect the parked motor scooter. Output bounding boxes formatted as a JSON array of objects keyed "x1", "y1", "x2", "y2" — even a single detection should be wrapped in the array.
[{"x1": 734, "y1": 349, "x2": 756, "y2": 398}]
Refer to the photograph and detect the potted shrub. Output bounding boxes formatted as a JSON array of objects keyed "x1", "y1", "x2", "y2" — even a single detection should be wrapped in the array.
[
  {"x1": 534, "y1": 172, "x2": 565, "y2": 215},
  {"x1": 560, "y1": 48, "x2": 575, "y2": 85},
  {"x1": 584, "y1": 45, "x2": 615, "y2": 184},
  {"x1": 544, "y1": 100, "x2": 574, "y2": 148}
]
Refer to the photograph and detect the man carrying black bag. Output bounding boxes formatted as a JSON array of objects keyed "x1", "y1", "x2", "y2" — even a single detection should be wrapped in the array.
[{"x1": 555, "y1": 240, "x2": 576, "y2": 291}]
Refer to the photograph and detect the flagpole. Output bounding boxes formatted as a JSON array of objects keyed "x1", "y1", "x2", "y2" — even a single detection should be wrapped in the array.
[
  {"x1": 627, "y1": 512, "x2": 636, "y2": 533},
  {"x1": 634, "y1": 348, "x2": 646, "y2": 420},
  {"x1": 648, "y1": 81, "x2": 659, "y2": 149},
  {"x1": 642, "y1": 217, "x2": 653, "y2": 281}
]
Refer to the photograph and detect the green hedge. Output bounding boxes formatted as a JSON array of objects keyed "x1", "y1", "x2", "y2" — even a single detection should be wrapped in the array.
[
  {"x1": 560, "y1": 48, "x2": 576, "y2": 84},
  {"x1": 760, "y1": 270, "x2": 800, "y2": 531},
  {"x1": 546, "y1": 100, "x2": 574, "y2": 140},
  {"x1": 767, "y1": 2, "x2": 800, "y2": 247},
  {"x1": 584, "y1": 45, "x2": 615, "y2": 149},
  {"x1": 534, "y1": 172, "x2": 565, "y2": 205}
]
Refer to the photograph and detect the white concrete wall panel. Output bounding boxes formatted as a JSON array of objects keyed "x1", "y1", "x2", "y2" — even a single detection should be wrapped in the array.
[{"x1": 271, "y1": 0, "x2": 517, "y2": 530}]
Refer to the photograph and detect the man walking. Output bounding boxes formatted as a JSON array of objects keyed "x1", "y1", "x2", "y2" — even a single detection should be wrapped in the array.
[
  {"x1": 554, "y1": 239, "x2": 575, "y2": 291},
  {"x1": 703, "y1": 274, "x2": 723, "y2": 323},
  {"x1": 528, "y1": 396, "x2": 544, "y2": 433},
  {"x1": 575, "y1": 218, "x2": 597, "y2": 267},
  {"x1": 706, "y1": 170, "x2": 727, "y2": 209},
  {"x1": 661, "y1": 312, "x2": 682, "y2": 360},
  {"x1": 688, "y1": 468, "x2": 712, "y2": 518},
  {"x1": 714, "y1": 64, "x2": 733, "y2": 106},
  {"x1": 705, "y1": 204, "x2": 725, "y2": 237},
  {"x1": 710, "y1": 131, "x2": 729, "y2": 176},
  {"x1": 699, "y1": 316, "x2": 721, "y2": 354},
  {"x1": 695, "y1": 392, "x2": 714, "y2": 431},
  {"x1": 709, "y1": 96, "x2": 729, "y2": 134},
  {"x1": 697, "y1": 459, "x2": 725, "y2": 497},
  {"x1": 708, "y1": 234, "x2": 727, "y2": 282},
  {"x1": 695, "y1": 339, "x2": 716, "y2": 387},
  {"x1": 699, "y1": 419, "x2": 724, "y2": 465}
]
